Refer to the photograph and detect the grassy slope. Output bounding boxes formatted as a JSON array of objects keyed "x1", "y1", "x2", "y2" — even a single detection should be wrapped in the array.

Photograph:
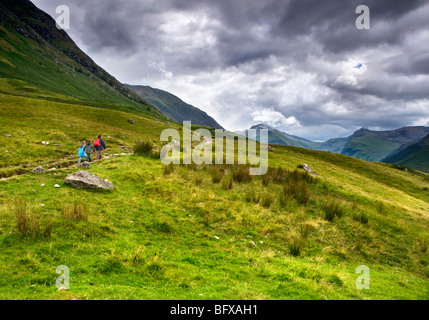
[{"x1": 0, "y1": 93, "x2": 428, "y2": 299}]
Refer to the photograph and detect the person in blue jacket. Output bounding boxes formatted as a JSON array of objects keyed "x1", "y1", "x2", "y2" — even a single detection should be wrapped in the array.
[
  {"x1": 94, "y1": 135, "x2": 106, "y2": 160},
  {"x1": 77, "y1": 141, "x2": 87, "y2": 165}
]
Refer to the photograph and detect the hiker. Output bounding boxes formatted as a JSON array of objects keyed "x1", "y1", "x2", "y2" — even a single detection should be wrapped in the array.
[
  {"x1": 94, "y1": 135, "x2": 106, "y2": 160},
  {"x1": 85, "y1": 139, "x2": 96, "y2": 162},
  {"x1": 77, "y1": 141, "x2": 87, "y2": 165}
]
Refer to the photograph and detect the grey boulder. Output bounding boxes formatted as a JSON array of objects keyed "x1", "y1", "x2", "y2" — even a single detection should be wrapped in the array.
[
  {"x1": 32, "y1": 166, "x2": 45, "y2": 173},
  {"x1": 64, "y1": 171, "x2": 114, "y2": 190}
]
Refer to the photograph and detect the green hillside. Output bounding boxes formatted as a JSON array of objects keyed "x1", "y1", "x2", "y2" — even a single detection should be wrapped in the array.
[
  {"x1": 384, "y1": 134, "x2": 429, "y2": 172},
  {"x1": 126, "y1": 84, "x2": 223, "y2": 129},
  {"x1": 0, "y1": 0, "x2": 166, "y2": 119},
  {"x1": 0, "y1": 92, "x2": 428, "y2": 299}
]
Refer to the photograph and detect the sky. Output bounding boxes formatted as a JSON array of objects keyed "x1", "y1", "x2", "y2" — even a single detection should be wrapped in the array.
[{"x1": 31, "y1": 0, "x2": 429, "y2": 141}]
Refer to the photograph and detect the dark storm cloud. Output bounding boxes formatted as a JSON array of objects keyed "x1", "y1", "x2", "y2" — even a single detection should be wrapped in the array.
[{"x1": 31, "y1": 0, "x2": 429, "y2": 140}]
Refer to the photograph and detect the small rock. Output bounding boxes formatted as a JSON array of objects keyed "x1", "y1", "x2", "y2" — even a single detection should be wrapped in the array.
[
  {"x1": 259, "y1": 241, "x2": 263, "y2": 244},
  {"x1": 128, "y1": 119, "x2": 135, "y2": 124},
  {"x1": 199, "y1": 294, "x2": 203, "y2": 296},
  {"x1": 41, "y1": 141, "x2": 49, "y2": 145},
  {"x1": 40, "y1": 184, "x2": 45, "y2": 187},
  {"x1": 214, "y1": 236, "x2": 220, "y2": 240},
  {"x1": 250, "y1": 241, "x2": 257, "y2": 247},
  {"x1": 32, "y1": 166, "x2": 45, "y2": 174},
  {"x1": 78, "y1": 161, "x2": 91, "y2": 168},
  {"x1": 5, "y1": 133, "x2": 12, "y2": 137},
  {"x1": 54, "y1": 184, "x2": 60, "y2": 188},
  {"x1": 40, "y1": 204, "x2": 45, "y2": 207},
  {"x1": 57, "y1": 286, "x2": 67, "y2": 291},
  {"x1": 299, "y1": 163, "x2": 312, "y2": 173}
]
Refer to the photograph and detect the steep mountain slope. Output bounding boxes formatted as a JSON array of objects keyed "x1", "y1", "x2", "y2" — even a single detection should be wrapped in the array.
[
  {"x1": 383, "y1": 134, "x2": 429, "y2": 172},
  {"x1": 0, "y1": 0, "x2": 165, "y2": 118},
  {"x1": 126, "y1": 84, "x2": 223, "y2": 129}
]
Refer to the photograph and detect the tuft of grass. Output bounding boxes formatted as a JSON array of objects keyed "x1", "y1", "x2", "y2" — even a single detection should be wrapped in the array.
[
  {"x1": 222, "y1": 176, "x2": 234, "y2": 190},
  {"x1": 260, "y1": 193, "x2": 275, "y2": 208},
  {"x1": 211, "y1": 167, "x2": 223, "y2": 184},
  {"x1": 353, "y1": 211, "x2": 369, "y2": 224},
  {"x1": 15, "y1": 199, "x2": 50, "y2": 238},
  {"x1": 288, "y1": 238, "x2": 304, "y2": 257},
  {"x1": 283, "y1": 180, "x2": 310, "y2": 205},
  {"x1": 232, "y1": 165, "x2": 252, "y2": 183},
  {"x1": 322, "y1": 199, "x2": 343, "y2": 222},
  {"x1": 245, "y1": 189, "x2": 260, "y2": 204},
  {"x1": 326, "y1": 275, "x2": 343, "y2": 287},
  {"x1": 15, "y1": 200, "x2": 39, "y2": 236},
  {"x1": 62, "y1": 200, "x2": 88, "y2": 221},
  {"x1": 163, "y1": 163, "x2": 175, "y2": 175},
  {"x1": 195, "y1": 176, "x2": 203, "y2": 186},
  {"x1": 300, "y1": 223, "x2": 313, "y2": 239},
  {"x1": 376, "y1": 201, "x2": 385, "y2": 214},
  {"x1": 134, "y1": 141, "x2": 160, "y2": 159},
  {"x1": 153, "y1": 221, "x2": 173, "y2": 234},
  {"x1": 134, "y1": 141, "x2": 153, "y2": 154}
]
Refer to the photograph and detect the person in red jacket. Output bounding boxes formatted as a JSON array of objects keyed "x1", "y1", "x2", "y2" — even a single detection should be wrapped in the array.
[{"x1": 94, "y1": 135, "x2": 106, "y2": 160}]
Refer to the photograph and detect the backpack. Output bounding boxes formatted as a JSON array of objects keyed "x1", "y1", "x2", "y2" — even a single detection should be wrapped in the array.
[{"x1": 94, "y1": 139, "x2": 101, "y2": 147}]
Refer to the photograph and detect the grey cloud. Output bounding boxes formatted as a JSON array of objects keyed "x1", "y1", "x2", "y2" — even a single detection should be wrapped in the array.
[{"x1": 31, "y1": 0, "x2": 429, "y2": 140}]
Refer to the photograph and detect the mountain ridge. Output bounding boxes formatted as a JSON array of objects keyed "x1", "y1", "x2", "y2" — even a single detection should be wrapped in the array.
[
  {"x1": 125, "y1": 84, "x2": 224, "y2": 129},
  {"x1": 245, "y1": 123, "x2": 429, "y2": 166}
]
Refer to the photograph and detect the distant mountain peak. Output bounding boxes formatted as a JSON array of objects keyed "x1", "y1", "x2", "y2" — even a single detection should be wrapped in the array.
[{"x1": 250, "y1": 124, "x2": 273, "y2": 130}]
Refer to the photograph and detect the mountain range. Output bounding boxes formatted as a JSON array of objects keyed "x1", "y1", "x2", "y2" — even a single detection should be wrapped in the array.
[{"x1": 246, "y1": 124, "x2": 429, "y2": 172}]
